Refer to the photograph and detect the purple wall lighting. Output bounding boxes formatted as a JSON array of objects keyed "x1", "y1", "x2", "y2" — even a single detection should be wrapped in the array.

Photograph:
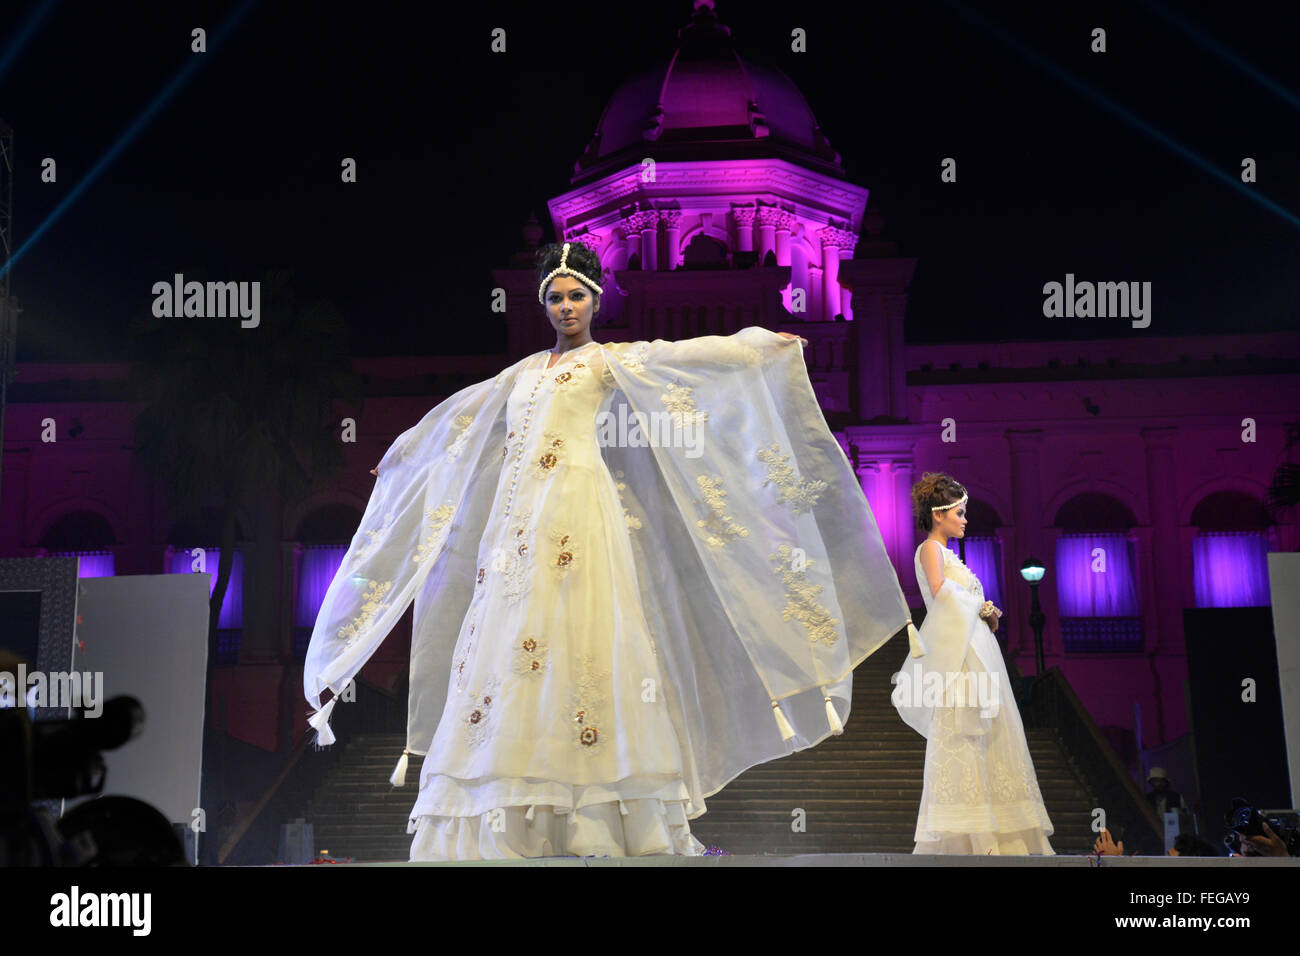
[
  {"x1": 167, "y1": 547, "x2": 244, "y2": 628},
  {"x1": 1193, "y1": 530, "x2": 1271, "y2": 608}
]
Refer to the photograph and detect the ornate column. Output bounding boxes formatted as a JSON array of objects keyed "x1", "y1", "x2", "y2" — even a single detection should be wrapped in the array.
[
  {"x1": 889, "y1": 457, "x2": 916, "y2": 576},
  {"x1": 660, "y1": 210, "x2": 682, "y2": 270},
  {"x1": 756, "y1": 206, "x2": 780, "y2": 263},
  {"x1": 809, "y1": 265, "x2": 824, "y2": 323},
  {"x1": 773, "y1": 211, "x2": 793, "y2": 266},
  {"x1": 626, "y1": 210, "x2": 658, "y2": 271},
  {"x1": 732, "y1": 205, "x2": 756, "y2": 254},
  {"x1": 819, "y1": 226, "x2": 856, "y2": 321},
  {"x1": 847, "y1": 439, "x2": 917, "y2": 577},
  {"x1": 622, "y1": 213, "x2": 644, "y2": 267}
]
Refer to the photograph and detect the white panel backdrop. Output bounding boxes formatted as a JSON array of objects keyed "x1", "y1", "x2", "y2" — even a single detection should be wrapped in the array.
[
  {"x1": 1267, "y1": 551, "x2": 1300, "y2": 808},
  {"x1": 64, "y1": 573, "x2": 210, "y2": 852}
]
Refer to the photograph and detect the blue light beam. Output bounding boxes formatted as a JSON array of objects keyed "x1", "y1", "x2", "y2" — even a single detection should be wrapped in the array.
[
  {"x1": 943, "y1": 0, "x2": 1300, "y2": 231},
  {"x1": 1, "y1": 0, "x2": 261, "y2": 281},
  {"x1": 1138, "y1": 0, "x2": 1300, "y2": 113},
  {"x1": 0, "y1": 0, "x2": 62, "y2": 87}
]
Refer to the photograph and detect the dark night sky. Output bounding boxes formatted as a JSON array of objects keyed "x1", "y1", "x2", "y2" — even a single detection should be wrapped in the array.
[{"x1": 2, "y1": 0, "x2": 1298, "y2": 363}]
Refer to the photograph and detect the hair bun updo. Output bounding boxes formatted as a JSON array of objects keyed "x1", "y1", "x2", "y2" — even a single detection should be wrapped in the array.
[
  {"x1": 910, "y1": 471, "x2": 967, "y2": 533},
  {"x1": 535, "y1": 241, "x2": 603, "y2": 300}
]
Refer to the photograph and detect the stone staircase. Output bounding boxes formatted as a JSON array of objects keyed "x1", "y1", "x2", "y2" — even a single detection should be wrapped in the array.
[{"x1": 301, "y1": 631, "x2": 1097, "y2": 860}]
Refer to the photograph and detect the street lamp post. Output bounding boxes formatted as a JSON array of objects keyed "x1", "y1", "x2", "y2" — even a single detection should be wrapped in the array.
[{"x1": 1020, "y1": 556, "x2": 1047, "y2": 676}]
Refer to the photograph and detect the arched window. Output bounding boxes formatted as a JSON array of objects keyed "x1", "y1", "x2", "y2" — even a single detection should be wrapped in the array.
[
  {"x1": 294, "y1": 504, "x2": 362, "y2": 661},
  {"x1": 1190, "y1": 491, "x2": 1274, "y2": 607},
  {"x1": 681, "y1": 233, "x2": 729, "y2": 269},
  {"x1": 951, "y1": 498, "x2": 1006, "y2": 638},
  {"x1": 1054, "y1": 493, "x2": 1142, "y2": 652},
  {"x1": 41, "y1": 509, "x2": 118, "y2": 577},
  {"x1": 166, "y1": 508, "x2": 246, "y2": 664}
]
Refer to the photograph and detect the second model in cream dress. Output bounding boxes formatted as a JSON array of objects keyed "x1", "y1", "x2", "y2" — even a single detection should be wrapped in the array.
[{"x1": 895, "y1": 540, "x2": 1055, "y2": 855}]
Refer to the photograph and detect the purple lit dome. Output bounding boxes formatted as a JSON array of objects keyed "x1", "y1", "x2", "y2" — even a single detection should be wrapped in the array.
[{"x1": 573, "y1": 1, "x2": 844, "y2": 182}]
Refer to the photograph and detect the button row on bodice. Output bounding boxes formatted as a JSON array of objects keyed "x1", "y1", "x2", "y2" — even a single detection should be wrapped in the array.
[{"x1": 503, "y1": 366, "x2": 547, "y2": 518}]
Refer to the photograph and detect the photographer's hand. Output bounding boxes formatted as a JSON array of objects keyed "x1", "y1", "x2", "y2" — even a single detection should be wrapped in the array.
[
  {"x1": 1243, "y1": 821, "x2": 1290, "y2": 857},
  {"x1": 1093, "y1": 828, "x2": 1125, "y2": 856}
]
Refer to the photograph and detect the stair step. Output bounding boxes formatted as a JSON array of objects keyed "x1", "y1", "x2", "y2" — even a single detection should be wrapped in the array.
[{"x1": 263, "y1": 636, "x2": 1106, "y2": 861}]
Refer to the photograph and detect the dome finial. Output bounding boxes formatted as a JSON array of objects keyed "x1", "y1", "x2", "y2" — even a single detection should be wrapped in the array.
[{"x1": 679, "y1": 0, "x2": 730, "y2": 41}]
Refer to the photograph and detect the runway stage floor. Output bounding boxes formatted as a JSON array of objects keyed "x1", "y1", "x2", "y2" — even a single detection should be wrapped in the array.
[{"x1": 285, "y1": 853, "x2": 1298, "y2": 867}]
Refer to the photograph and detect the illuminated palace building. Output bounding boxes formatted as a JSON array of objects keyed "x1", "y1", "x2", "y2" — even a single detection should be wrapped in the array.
[{"x1": 2, "y1": 2, "x2": 1296, "y2": 851}]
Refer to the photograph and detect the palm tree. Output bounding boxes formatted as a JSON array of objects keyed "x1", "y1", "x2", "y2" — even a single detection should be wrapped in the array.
[{"x1": 127, "y1": 269, "x2": 364, "y2": 752}]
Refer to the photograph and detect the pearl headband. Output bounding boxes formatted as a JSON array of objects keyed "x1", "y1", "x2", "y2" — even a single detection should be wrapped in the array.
[
  {"x1": 931, "y1": 493, "x2": 968, "y2": 512},
  {"x1": 538, "y1": 242, "x2": 605, "y2": 305}
]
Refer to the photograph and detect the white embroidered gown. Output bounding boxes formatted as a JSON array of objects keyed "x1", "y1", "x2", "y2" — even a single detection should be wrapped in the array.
[
  {"x1": 406, "y1": 341, "x2": 707, "y2": 859},
  {"x1": 910, "y1": 541, "x2": 1055, "y2": 855}
]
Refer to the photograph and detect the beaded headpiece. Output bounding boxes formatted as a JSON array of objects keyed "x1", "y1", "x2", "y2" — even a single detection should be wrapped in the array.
[
  {"x1": 931, "y1": 493, "x2": 968, "y2": 512},
  {"x1": 538, "y1": 242, "x2": 605, "y2": 305}
]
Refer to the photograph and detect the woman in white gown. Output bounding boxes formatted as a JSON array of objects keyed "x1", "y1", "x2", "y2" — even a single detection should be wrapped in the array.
[
  {"x1": 303, "y1": 241, "x2": 920, "y2": 861},
  {"x1": 893, "y1": 472, "x2": 1054, "y2": 855}
]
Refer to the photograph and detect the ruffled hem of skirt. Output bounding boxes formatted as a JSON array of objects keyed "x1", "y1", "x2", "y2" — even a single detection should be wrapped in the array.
[
  {"x1": 408, "y1": 795, "x2": 707, "y2": 860},
  {"x1": 913, "y1": 824, "x2": 1055, "y2": 856}
]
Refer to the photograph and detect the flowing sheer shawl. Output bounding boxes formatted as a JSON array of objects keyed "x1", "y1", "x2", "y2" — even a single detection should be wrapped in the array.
[
  {"x1": 304, "y1": 327, "x2": 918, "y2": 810},
  {"x1": 892, "y1": 542, "x2": 999, "y2": 739}
]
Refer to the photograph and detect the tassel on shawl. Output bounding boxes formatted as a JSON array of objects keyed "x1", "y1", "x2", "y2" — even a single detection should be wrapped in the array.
[
  {"x1": 906, "y1": 619, "x2": 926, "y2": 658},
  {"x1": 307, "y1": 696, "x2": 338, "y2": 747},
  {"x1": 822, "y1": 690, "x2": 844, "y2": 735},
  {"x1": 390, "y1": 749, "x2": 409, "y2": 787},
  {"x1": 772, "y1": 699, "x2": 796, "y2": 741}
]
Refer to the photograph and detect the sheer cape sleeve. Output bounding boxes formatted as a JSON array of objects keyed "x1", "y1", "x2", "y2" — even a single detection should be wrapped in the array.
[
  {"x1": 302, "y1": 353, "x2": 531, "y2": 746},
  {"x1": 304, "y1": 328, "x2": 918, "y2": 815},
  {"x1": 595, "y1": 326, "x2": 915, "y2": 803}
]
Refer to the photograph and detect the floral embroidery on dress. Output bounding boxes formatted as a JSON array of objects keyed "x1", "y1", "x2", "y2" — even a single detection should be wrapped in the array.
[
  {"x1": 768, "y1": 544, "x2": 840, "y2": 647},
  {"x1": 512, "y1": 635, "x2": 549, "y2": 677},
  {"x1": 991, "y1": 749, "x2": 1029, "y2": 803},
  {"x1": 490, "y1": 510, "x2": 535, "y2": 603},
  {"x1": 352, "y1": 510, "x2": 395, "y2": 562},
  {"x1": 463, "y1": 677, "x2": 500, "y2": 748},
  {"x1": 531, "y1": 430, "x2": 566, "y2": 479},
  {"x1": 553, "y1": 362, "x2": 589, "y2": 391},
  {"x1": 611, "y1": 341, "x2": 651, "y2": 373},
  {"x1": 612, "y1": 469, "x2": 642, "y2": 530},
  {"x1": 445, "y1": 414, "x2": 475, "y2": 460},
  {"x1": 338, "y1": 579, "x2": 393, "y2": 648},
  {"x1": 453, "y1": 642, "x2": 473, "y2": 693},
  {"x1": 452, "y1": 602, "x2": 484, "y2": 693},
  {"x1": 413, "y1": 503, "x2": 455, "y2": 565},
  {"x1": 943, "y1": 548, "x2": 982, "y2": 598},
  {"x1": 695, "y1": 474, "x2": 750, "y2": 547},
  {"x1": 502, "y1": 429, "x2": 515, "y2": 460},
  {"x1": 570, "y1": 652, "x2": 611, "y2": 755},
  {"x1": 661, "y1": 382, "x2": 709, "y2": 428},
  {"x1": 549, "y1": 528, "x2": 580, "y2": 578},
  {"x1": 757, "y1": 442, "x2": 827, "y2": 515}
]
